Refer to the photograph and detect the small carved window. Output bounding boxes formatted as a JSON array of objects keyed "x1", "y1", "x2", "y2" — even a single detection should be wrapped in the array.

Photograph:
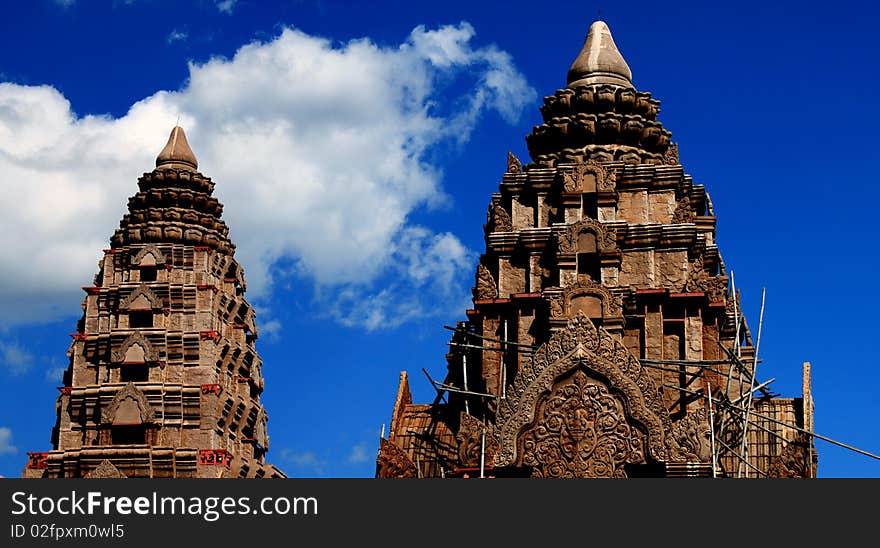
[
  {"x1": 129, "y1": 310, "x2": 153, "y2": 329},
  {"x1": 582, "y1": 193, "x2": 598, "y2": 220},
  {"x1": 140, "y1": 266, "x2": 157, "y2": 282},
  {"x1": 120, "y1": 364, "x2": 149, "y2": 383},
  {"x1": 111, "y1": 425, "x2": 146, "y2": 445}
]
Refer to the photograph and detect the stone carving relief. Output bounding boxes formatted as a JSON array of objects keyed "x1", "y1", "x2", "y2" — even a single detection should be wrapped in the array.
[
  {"x1": 490, "y1": 203, "x2": 513, "y2": 233},
  {"x1": 472, "y1": 263, "x2": 499, "y2": 300},
  {"x1": 104, "y1": 383, "x2": 155, "y2": 425},
  {"x1": 669, "y1": 408, "x2": 713, "y2": 462},
  {"x1": 561, "y1": 160, "x2": 617, "y2": 193},
  {"x1": 456, "y1": 412, "x2": 498, "y2": 468},
  {"x1": 495, "y1": 312, "x2": 688, "y2": 472},
  {"x1": 546, "y1": 280, "x2": 623, "y2": 320},
  {"x1": 376, "y1": 438, "x2": 418, "y2": 479},
  {"x1": 555, "y1": 218, "x2": 617, "y2": 255},
  {"x1": 132, "y1": 244, "x2": 166, "y2": 266},
  {"x1": 662, "y1": 143, "x2": 680, "y2": 165},
  {"x1": 111, "y1": 332, "x2": 160, "y2": 363},
  {"x1": 518, "y1": 369, "x2": 646, "y2": 477},
  {"x1": 507, "y1": 151, "x2": 522, "y2": 174},
  {"x1": 767, "y1": 434, "x2": 812, "y2": 478},
  {"x1": 684, "y1": 256, "x2": 728, "y2": 302},
  {"x1": 85, "y1": 459, "x2": 126, "y2": 479},
  {"x1": 671, "y1": 197, "x2": 696, "y2": 224},
  {"x1": 119, "y1": 285, "x2": 162, "y2": 311}
]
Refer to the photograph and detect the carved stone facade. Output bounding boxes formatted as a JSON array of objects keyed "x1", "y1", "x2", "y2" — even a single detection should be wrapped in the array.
[
  {"x1": 23, "y1": 127, "x2": 284, "y2": 478},
  {"x1": 377, "y1": 20, "x2": 815, "y2": 478}
]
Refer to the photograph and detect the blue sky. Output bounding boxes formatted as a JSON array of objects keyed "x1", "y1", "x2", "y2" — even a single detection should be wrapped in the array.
[{"x1": 0, "y1": 0, "x2": 878, "y2": 478}]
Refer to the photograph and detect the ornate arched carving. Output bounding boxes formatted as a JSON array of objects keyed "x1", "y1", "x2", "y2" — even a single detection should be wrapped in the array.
[
  {"x1": 132, "y1": 244, "x2": 165, "y2": 266},
  {"x1": 662, "y1": 143, "x2": 680, "y2": 165},
  {"x1": 518, "y1": 369, "x2": 646, "y2": 477},
  {"x1": 111, "y1": 332, "x2": 159, "y2": 363},
  {"x1": 507, "y1": 151, "x2": 522, "y2": 174},
  {"x1": 119, "y1": 285, "x2": 162, "y2": 311},
  {"x1": 767, "y1": 434, "x2": 812, "y2": 478},
  {"x1": 490, "y1": 203, "x2": 512, "y2": 233},
  {"x1": 672, "y1": 197, "x2": 696, "y2": 224},
  {"x1": 561, "y1": 160, "x2": 617, "y2": 193},
  {"x1": 456, "y1": 412, "x2": 497, "y2": 468},
  {"x1": 546, "y1": 280, "x2": 623, "y2": 320},
  {"x1": 472, "y1": 263, "x2": 499, "y2": 300},
  {"x1": 104, "y1": 383, "x2": 154, "y2": 426},
  {"x1": 556, "y1": 218, "x2": 617, "y2": 255},
  {"x1": 684, "y1": 256, "x2": 728, "y2": 302},
  {"x1": 376, "y1": 438, "x2": 418, "y2": 478},
  {"x1": 85, "y1": 459, "x2": 126, "y2": 479},
  {"x1": 495, "y1": 312, "x2": 686, "y2": 472},
  {"x1": 670, "y1": 408, "x2": 713, "y2": 462}
]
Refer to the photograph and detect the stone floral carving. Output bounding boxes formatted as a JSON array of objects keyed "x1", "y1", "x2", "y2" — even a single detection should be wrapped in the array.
[
  {"x1": 104, "y1": 382, "x2": 155, "y2": 425},
  {"x1": 555, "y1": 218, "x2": 617, "y2": 255},
  {"x1": 684, "y1": 256, "x2": 728, "y2": 302},
  {"x1": 671, "y1": 197, "x2": 696, "y2": 224},
  {"x1": 495, "y1": 312, "x2": 684, "y2": 470},
  {"x1": 561, "y1": 160, "x2": 617, "y2": 193},
  {"x1": 85, "y1": 459, "x2": 126, "y2": 479},
  {"x1": 546, "y1": 280, "x2": 623, "y2": 320},
  {"x1": 456, "y1": 412, "x2": 497, "y2": 468},
  {"x1": 507, "y1": 151, "x2": 522, "y2": 174},
  {"x1": 472, "y1": 263, "x2": 499, "y2": 300},
  {"x1": 670, "y1": 409, "x2": 713, "y2": 462},
  {"x1": 491, "y1": 203, "x2": 513, "y2": 232},
  {"x1": 768, "y1": 434, "x2": 812, "y2": 478},
  {"x1": 518, "y1": 369, "x2": 646, "y2": 477},
  {"x1": 663, "y1": 143, "x2": 680, "y2": 165},
  {"x1": 376, "y1": 438, "x2": 418, "y2": 478}
]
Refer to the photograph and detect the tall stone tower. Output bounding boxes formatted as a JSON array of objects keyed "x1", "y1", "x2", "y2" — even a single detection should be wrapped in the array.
[
  {"x1": 23, "y1": 127, "x2": 285, "y2": 478},
  {"x1": 377, "y1": 21, "x2": 816, "y2": 478}
]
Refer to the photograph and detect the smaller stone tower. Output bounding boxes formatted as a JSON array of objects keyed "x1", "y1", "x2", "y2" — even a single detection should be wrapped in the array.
[{"x1": 24, "y1": 127, "x2": 285, "y2": 478}]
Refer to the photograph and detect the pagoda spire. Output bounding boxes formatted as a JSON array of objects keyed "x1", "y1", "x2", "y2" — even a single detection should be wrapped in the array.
[
  {"x1": 567, "y1": 20, "x2": 633, "y2": 88},
  {"x1": 155, "y1": 125, "x2": 198, "y2": 171}
]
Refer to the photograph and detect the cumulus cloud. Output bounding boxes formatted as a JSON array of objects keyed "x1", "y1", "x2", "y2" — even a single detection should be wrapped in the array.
[
  {"x1": 0, "y1": 427, "x2": 16, "y2": 455},
  {"x1": 0, "y1": 23, "x2": 535, "y2": 329},
  {"x1": 0, "y1": 341, "x2": 34, "y2": 375}
]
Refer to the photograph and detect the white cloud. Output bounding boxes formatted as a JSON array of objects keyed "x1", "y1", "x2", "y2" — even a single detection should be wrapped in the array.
[
  {"x1": 279, "y1": 449, "x2": 325, "y2": 474},
  {"x1": 0, "y1": 427, "x2": 16, "y2": 455},
  {"x1": 0, "y1": 23, "x2": 535, "y2": 329},
  {"x1": 347, "y1": 441, "x2": 371, "y2": 464},
  {"x1": 167, "y1": 29, "x2": 188, "y2": 44},
  {"x1": 215, "y1": 0, "x2": 236, "y2": 14},
  {"x1": 0, "y1": 341, "x2": 34, "y2": 375}
]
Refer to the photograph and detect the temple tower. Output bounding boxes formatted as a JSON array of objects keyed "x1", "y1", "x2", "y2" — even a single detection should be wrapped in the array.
[
  {"x1": 377, "y1": 21, "x2": 816, "y2": 478},
  {"x1": 23, "y1": 127, "x2": 285, "y2": 478}
]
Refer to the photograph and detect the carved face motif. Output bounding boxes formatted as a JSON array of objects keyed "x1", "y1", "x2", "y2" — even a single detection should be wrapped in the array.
[{"x1": 518, "y1": 369, "x2": 645, "y2": 477}]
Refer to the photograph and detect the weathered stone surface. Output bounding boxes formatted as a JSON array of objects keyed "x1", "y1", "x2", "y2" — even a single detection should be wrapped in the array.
[
  {"x1": 26, "y1": 128, "x2": 284, "y2": 479},
  {"x1": 368, "y1": 17, "x2": 817, "y2": 478}
]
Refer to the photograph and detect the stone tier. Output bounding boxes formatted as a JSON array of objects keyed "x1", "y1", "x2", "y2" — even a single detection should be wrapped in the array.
[
  {"x1": 527, "y1": 84, "x2": 672, "y2": 166},
  {"x1": 111, "y1": 169, "x2": 234, "y2": 254}
]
